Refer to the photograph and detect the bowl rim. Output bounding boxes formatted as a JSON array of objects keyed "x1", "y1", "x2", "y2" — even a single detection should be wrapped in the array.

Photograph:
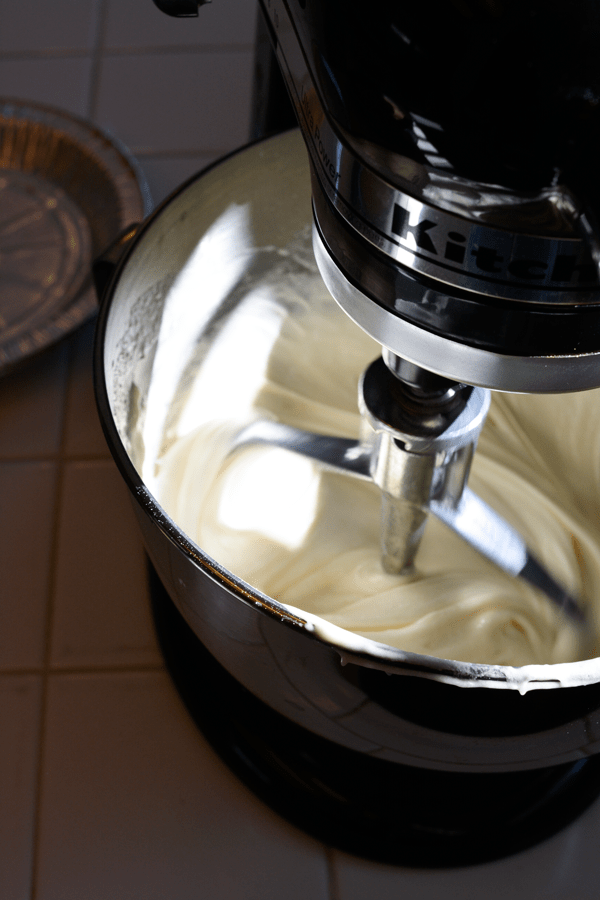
[{"x1": 93, "y1": 130, "x2": 600, "y2": 694}]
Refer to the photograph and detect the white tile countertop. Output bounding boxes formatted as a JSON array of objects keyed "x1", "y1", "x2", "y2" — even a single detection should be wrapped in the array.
[{"x1": 3, "y1": 1, "x2": 600, "y2": 898}]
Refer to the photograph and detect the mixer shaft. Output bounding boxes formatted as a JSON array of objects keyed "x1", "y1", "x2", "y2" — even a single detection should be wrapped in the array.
[
  {"x1": 380, "y1": 492, "x2": 429, "y2": 574},
  {"x1": 360, "y1": 356, "x2": 488, "y2": 575}
]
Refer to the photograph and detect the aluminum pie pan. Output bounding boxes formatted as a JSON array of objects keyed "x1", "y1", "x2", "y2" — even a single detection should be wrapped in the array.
[{"x1": 0, "y1": 98, "x2": 152, "y2": 373}]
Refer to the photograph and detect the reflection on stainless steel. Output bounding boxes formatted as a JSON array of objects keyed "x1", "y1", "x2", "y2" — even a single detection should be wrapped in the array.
[
  {"x1": 360, "y1": 357, "x2": 489, "y2": 573},
  {"x1": 312, "y1": 223, "x2": 600, "y2": 393},
  {"x1": 231, "y1": 420, "x2": 372, "y2": 479}
]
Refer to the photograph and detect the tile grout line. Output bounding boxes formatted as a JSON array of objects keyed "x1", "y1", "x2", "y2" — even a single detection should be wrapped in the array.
[
  {"x1": 86, "y1": 0, "x2": 109, "y2": 122},
  {"x1": 0, "y1": 663, "x2": 165, "y2": 679},
  {"x1": 28, "y1": 326, "x2": 78, "y2": 899},
  {"x1": 0, "y1": 452, "x2": 111, "y2": 464},
  {"x1": 98, "y1": 43, "x2": 255, "y2": 55},
  {"x1": 128, "y1": 145, "x2": 236, "y2": 158},
  {"x1": 135, "y1": 148, "x2": 222, "y2": 159},
  {"x1": 326, "y1": 847, "x2": 342, "y2": 900},
  {"x1": 0, "y1": 44, "x2": 254, "y2": 63}
]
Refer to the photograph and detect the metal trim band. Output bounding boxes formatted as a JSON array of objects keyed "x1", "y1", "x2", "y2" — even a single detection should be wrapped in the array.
[{"x1": 312, "y1": 222, "x2": 600, "y2": 393}]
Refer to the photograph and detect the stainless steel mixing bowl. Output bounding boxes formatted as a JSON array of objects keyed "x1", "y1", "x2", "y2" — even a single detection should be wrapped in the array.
[{"x1": 94, "y1": 129, "x2": 600, "y2": 777}]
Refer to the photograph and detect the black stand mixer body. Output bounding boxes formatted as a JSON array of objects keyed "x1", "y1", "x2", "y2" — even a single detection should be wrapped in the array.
[{"x1": 99, "y1": 0, "x2": 600, "y2": 864}]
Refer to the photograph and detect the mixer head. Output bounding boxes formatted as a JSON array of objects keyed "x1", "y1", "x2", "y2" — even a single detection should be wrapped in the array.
[
  {"x1": 258, "y1": 0, "x2": 600, "y2": 394},
  {"x1": 153, "y1": 0, "x2": 600, "y2": 390}
]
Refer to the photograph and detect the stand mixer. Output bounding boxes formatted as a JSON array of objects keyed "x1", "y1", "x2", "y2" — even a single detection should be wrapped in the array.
[
  {"x1": 157, "y1": 0, "x2": 600, "y2": 627},
  {"x1": 92, "y1": 0, "x2": 600, "y2": 865}
]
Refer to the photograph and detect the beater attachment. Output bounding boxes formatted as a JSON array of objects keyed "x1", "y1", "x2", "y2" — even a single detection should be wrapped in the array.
[{"x1": 231, "y1": 354, "x2": 587, "y2": 627}]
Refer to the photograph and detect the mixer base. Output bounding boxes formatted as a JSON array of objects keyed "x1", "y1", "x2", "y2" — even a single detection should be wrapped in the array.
[{"x1": 149, "y1": 564, "x2": 600, "y2": 868}]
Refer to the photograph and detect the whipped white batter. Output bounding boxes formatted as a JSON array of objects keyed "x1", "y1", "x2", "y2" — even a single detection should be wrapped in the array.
[{"x1": 146, "y1": 234, "x2": 600, "y2": 668}]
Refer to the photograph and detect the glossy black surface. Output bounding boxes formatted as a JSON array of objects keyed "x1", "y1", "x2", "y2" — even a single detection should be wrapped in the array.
[
  {"x1": 362, "y1": 356, "x2": 472, "y2": 436},
  {"x1": 150, "y1": 563, "x2": 600, "y2": 867},
  {"x1": 295, "y1": 0, "x2": 600, "y2": 213}
]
